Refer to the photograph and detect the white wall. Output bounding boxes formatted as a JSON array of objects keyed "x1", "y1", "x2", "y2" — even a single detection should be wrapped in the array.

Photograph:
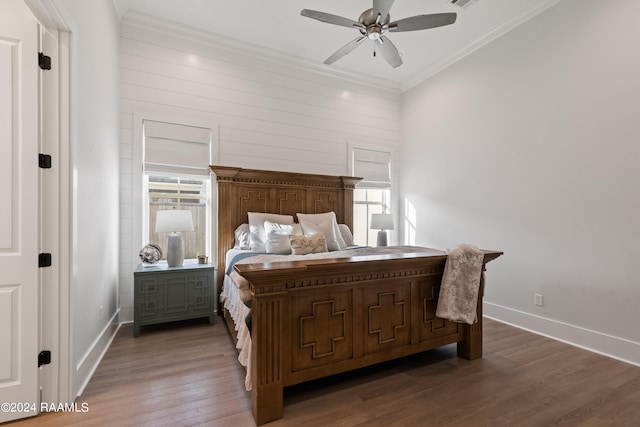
[
  {"x1": 117, "y1": 18, "x2": 401, "y2": 322},
  {"x1": 1, "y1": 0, "x2": 33, "y2": 18},
  {"x1": 400, "y1": 0, "x2": 640, "y2": 365},
  {"x1": 54, "y1": 0, "x2": 121, "y2": 395}
]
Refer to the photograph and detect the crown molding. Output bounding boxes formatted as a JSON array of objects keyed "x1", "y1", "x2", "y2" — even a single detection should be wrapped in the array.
[
  {"x1": 401, "y1": 0, "x2": 564, "y2": 92},
  {"x1": 110, "y1": 0, "x2": 130, "y2": 21},
  {"x1": 120, "y1": 10, "x2": 402, "y2": 94},
  {"x1": 24, "y1": 0, "x2": 69, "y2": 30}
]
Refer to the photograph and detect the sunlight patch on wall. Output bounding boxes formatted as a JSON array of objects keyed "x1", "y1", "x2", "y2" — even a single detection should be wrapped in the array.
[{"x1": 404, "y1": 198, "x2": 416, "y2": 246}]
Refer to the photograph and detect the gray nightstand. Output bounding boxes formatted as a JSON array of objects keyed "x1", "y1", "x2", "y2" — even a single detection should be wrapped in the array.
[{"x1": 133, "y1": 262, "x2": 215, "y2": 337}]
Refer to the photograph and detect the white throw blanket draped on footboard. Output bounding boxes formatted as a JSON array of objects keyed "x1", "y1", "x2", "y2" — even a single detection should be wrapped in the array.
[{"x1": 436, "y1": 244, "x2": 485, "y2": 324}]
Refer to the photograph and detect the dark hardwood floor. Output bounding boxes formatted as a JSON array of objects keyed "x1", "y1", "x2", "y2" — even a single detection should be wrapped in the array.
[{"x1": 7, "y1": 317, "x2": 639, "y2": 426}]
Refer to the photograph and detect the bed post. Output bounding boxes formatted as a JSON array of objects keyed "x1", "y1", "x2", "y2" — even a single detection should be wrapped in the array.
[
  {"x1": 210, "y1": 166, "x2": 242, "y2": 311},
  {"x1": 251, "y1": 292, "x2": 285, "y2": 425},
  {"x1": 339, "y1": 176, "x2": 360, "y2": 230}
]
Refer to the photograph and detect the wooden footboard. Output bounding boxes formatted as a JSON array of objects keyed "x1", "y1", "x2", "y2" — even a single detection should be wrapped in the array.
[{"x1": 236, "y1": 249, "x2": 502, "y2": 425}]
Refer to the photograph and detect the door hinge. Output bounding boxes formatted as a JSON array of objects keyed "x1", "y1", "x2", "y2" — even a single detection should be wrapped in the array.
[
  {"x1": 38, "y1": 350, "x2": 52, "y2": 367},
  {"x1": 39, "y1": 253, "x2": 52, "y2": 268},
  {"x1": 39, "y1": 52, "x2": 51, "y2": 70},
  {"x1": 39, "y1": 153, "x2": 52, "y2": 169}
]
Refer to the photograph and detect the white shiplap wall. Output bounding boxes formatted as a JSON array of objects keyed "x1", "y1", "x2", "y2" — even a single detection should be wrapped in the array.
[{"x1": 118, "y1": 18, "x2": 401, "y2": 321}]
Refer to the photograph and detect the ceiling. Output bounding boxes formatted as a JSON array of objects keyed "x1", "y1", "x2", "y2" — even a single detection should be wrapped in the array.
[{"x1": 114, "y1": 0, "x2": 562, "y2": 91}]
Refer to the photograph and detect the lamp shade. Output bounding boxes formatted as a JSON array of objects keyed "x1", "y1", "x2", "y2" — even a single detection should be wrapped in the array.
[
  {"x1": 155, "y1": 209, "x2": 194, "y2": 233},
  {"x1": 370, "y1": 213, "x2": 394, "y2": 230}
]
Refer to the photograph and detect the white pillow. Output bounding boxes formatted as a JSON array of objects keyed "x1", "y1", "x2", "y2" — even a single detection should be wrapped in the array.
[
  {"x1": 338, "y1": 224, "x2": 355, "y2": 247},
  {"x1": 247, "y1": 212, "x2": 294, "y2": 252},
  {"x1": 296, "y1": 212, "x2": 344, "y2": 251},
  {"x1": 264, "y1": 221, "x2": 302, "y2": 254},
  {"x1": 334, "y1": 223, "x2": 347, "y2": 249},
  {"x1": 289, "y1": 233, "x2": 328, "y2": 255},
  {"x1": 233, "y1": 223, "x2": 250, "y2": 249}
]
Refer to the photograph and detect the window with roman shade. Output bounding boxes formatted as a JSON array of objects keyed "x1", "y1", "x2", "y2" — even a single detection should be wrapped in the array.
[
  {"x1": 142, "y1": 119, "x2": 215, "y2": 261},
  {"x1": 351, "y1": 147, "x2": 392, "y2": 246}
]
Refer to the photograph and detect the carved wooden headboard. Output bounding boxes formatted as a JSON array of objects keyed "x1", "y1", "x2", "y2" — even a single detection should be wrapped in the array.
[{"x1": 209, "y1": 165, "x2": 362, "y2": 296}]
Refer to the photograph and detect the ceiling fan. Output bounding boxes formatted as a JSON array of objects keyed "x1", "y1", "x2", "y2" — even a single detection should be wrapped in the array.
[{"x1": 301, "y1": 0, "x2": 457, "y2": 68}]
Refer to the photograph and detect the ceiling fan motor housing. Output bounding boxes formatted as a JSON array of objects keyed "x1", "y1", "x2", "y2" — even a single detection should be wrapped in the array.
[{"x1": 359, "y1": 8, "x2": 390, "y2": 40}]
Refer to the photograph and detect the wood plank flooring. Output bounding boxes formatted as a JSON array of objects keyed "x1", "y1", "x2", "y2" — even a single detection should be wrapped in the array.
[{"x1": 7, "y1": 318, "x2": 639, "y2": 426}]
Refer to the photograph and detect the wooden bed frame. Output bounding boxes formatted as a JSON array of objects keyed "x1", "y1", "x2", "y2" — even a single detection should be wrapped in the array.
[{"x1": 210, "y1": 165, "x2": 502, "y2": 425}]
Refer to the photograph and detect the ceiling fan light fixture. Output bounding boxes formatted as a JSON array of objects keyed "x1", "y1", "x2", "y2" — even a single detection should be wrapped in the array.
[{"x1": 366, "y1": 26, "x2": 383, "y2": 40}]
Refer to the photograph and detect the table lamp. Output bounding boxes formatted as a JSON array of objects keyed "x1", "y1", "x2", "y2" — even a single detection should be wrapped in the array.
[
  {"x1": 155, "y1": 209, "x2": 194, "y2": 267},
  {"x1": 370, "y1": 213, "x2": 394, "y2": 247}
]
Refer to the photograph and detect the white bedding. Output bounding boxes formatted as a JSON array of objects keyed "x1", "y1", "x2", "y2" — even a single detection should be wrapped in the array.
[
  {"x1": 220, "y1": 249, "x2": 253, "y2": 390},
  {"x1": 221, "y1": 274, "x2": 252, "y2": 390}
]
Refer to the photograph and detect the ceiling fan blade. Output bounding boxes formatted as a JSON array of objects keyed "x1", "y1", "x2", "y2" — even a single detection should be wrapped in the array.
[
  {"x1": 388, "y1": 12, "x2": 457, "y2": 32},
  {"x1": 372, "y1": 0, "x2": 395, "y2": 24},
  {"x1": 301, "y1": 9, "x2": 365, "y2": 30},
  {"x1": 324, "y1": 36, "x2": 366, "y2": 65},
  {"x1": 377, "y1": 36, "x2": 402, "y2": 68}
]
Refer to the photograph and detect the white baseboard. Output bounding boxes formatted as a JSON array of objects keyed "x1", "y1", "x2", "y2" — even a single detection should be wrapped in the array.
[
  {"x1": 74, "y1": 309, "x2": 121, "y2": 397},
  {"x1": 484, "y1": 302, "x2": 640, "y2": 367}
]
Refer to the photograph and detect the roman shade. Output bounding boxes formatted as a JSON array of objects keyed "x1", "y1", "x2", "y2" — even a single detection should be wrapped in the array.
[
  {"x1": 353, "y1": 147, "x2": 391, "y2": 187},
  {"x1": 143, "y1": 120, "x2": 212, "y2": 176}
]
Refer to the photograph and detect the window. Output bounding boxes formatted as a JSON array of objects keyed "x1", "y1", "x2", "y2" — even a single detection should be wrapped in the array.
[
  {"x1": 351, "y1": 147, "x2": 392, "y2": 246},
  {"x1": 353, "y1": 188, "x2": 391, "y2": 246},
  {"x1": 137, "y1": 116, "x2": 216, "y2": 262},
  {"x1": 145, "y1": 175, "x2": 210, "y2": 260}
]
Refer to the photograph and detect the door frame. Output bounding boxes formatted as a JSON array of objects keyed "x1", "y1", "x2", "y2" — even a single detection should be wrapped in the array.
[{"x1": 24, "y1": 0, "x2": 73, "y2": 406}]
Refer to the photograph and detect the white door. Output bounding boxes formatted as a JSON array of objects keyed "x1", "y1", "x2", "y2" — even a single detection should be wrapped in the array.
[{"x1": 0, "y1": 18, "x2": 40, "y2": 423}]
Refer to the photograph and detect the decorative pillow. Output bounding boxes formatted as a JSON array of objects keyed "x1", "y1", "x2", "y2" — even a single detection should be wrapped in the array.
[
  {"x1": 247, "y1": 212, "x2": 294, "y2": 252},
  {"x1": 289, "y1": 233, "x2": 328, "y2": 255},
  {"x1": 233, "y1": 223, "x2": 251, "y2": 249},
  {"x1": 338, "y1": 224, "x2": 355, "y2": 247},
  {"x1": 264, "y1": 221, "x2": 302, "y2": 254},
  {"x1": 296, "y1": 212, "x2": 344, "y2": 251}
]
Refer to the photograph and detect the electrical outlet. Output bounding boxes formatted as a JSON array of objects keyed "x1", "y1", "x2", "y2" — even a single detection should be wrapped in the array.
[{"x1": 534, "y1": 294, "x2": 544, "y2": 307}]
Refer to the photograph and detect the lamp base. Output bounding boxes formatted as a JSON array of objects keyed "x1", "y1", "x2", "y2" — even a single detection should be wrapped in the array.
[
  {"x1": 166, "y1": 233, "x2": 184, "y2": 267},
  {"x1": 376, "y1": 230, "x2": 388, "y2": 247}
]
